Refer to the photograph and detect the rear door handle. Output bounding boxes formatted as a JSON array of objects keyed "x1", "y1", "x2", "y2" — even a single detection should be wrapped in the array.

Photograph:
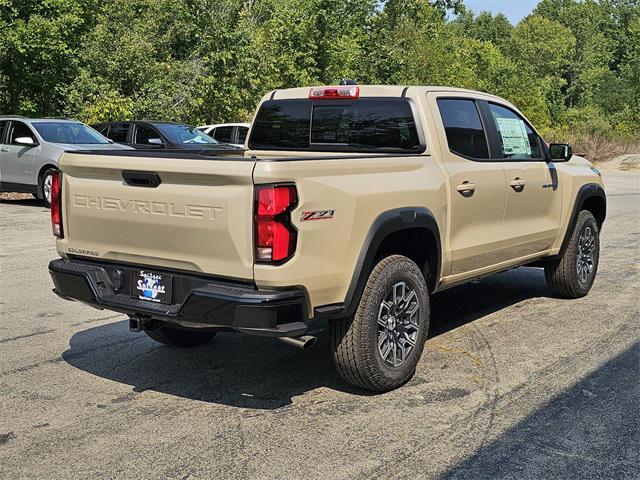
[
  {"x1": 510, "y1": 178, "x2": 526, "y2": 192},
  {"x1": 0, "y1": 147, "x2": 9, "y2": 152},
  {"x1": 456, "y1": 181, "x2": 476, "y2": 198}
]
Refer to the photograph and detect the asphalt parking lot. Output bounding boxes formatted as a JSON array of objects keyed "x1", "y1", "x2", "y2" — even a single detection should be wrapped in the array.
[{"x1": 1, "y1": 170, "x2": 638, "y2": 479}]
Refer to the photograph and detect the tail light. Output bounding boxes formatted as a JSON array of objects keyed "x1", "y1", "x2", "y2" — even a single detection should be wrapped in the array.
[
  {"x1": 254, "y1": 184, "x2": 298, "y2": 264},
  {"x1": 51, "y1": 171, "x2": 63, "y2": 237},
  {"x1": 309, "y1": 85, "x2": 359, "y2": 99}
]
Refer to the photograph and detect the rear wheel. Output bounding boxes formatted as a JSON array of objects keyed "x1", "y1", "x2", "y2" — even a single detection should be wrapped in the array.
[
  {"x1": 330, "y1": 255, "x2": 430, "y2": 392},
  {"x1": 39, "y1": 168, "x2": 56, "y2": 208},
  {"x1": 145, "y1": 325, "x2": 216, "y2": 348},
  {"x1": 545, "y1": 210, "x2": 600, "y2": 298}
]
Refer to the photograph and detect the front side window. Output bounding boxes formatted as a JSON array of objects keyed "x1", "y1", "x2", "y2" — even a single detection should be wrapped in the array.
[
  {"x1": 156, "y1": 124, "x2": 218, "y2": 145},
  {"x1": 9, "y1": 121, "x2": 38, "y2": 145},
  {"x1": 488, "y1": 103, "x2": 543, "y2": 160},
  {"x1": 133, "y1": 124, "x2": 162, "y2": 145},
  {"x1": 237, "y1": 126, "x2": 248, "y2": 144},
  {"x1": 437, "y1": 99, "x2": 490, "y2": 159},
  {"x1": 212, "y1": 126, "x2": 233, "y2": 143},
  {"x1": 249, "y1": 99, "x2": 421, "y2": 152},
  {"x1": 104, "y1": 123, "x2": 129, "y2": 143},
  {"x1": 32, "y1": 122, "x2": 109, "y2": 144}
]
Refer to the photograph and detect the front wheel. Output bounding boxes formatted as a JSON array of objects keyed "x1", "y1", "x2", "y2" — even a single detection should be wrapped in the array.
[
  {"x1": 145, "y1": 324, "x2": 216, "y2": 348},
  {"x1": 39, "y1": 168, "x2": 56, "y2": 208},
  {"x1": 545, "y1": 210, "x2": 600, "y2": 298},
  {"x1": 330, "y1": 255, "x2": 430, "y2": 392}
]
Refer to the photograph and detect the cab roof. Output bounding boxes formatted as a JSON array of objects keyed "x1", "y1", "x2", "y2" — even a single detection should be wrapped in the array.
[{"x1": 270, "y1": 85, "x2": 507, "y2": 102}]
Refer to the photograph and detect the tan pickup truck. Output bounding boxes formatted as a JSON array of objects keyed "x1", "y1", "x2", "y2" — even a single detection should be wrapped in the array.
[{"x1": 48, "y1": 85, "x2": 606, "y2": 391}]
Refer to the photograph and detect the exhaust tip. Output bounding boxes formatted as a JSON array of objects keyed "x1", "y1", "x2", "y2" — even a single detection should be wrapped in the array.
[{"x1": 278, "y1": 335, "x2": 317, "y2": 350}]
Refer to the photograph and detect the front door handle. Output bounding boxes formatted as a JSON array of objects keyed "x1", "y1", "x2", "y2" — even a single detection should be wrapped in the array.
[
  {"x1": 456, "y1": 181, "x2": 476, "y2": 198},
  {"x1": 510, "y1": 178, "x2": 526, "y2": 192}
]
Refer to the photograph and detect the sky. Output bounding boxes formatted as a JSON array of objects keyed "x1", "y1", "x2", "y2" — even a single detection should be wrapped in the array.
[{"x1": 463, "y1": 0, "x2": 540, "y2": 24}]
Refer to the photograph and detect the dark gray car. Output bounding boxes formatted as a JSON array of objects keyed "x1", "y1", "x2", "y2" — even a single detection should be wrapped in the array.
[{"x1": 0, "y1": 117, "x2": 132, "y2": 207}]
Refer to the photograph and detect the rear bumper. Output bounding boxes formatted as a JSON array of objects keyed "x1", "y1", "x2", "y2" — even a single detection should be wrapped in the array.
[{"x1": 48, "y1": 258, "x2": 310, "y2": 337}]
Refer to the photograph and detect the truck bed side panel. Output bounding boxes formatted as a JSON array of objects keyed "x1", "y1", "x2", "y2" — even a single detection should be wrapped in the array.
[{"x1": 252, "y1": 156, "x2": 447, "y2": 310}]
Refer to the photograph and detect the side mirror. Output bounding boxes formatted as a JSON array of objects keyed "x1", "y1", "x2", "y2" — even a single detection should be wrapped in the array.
[
  {"x1": 15, "y1": 136, "x2": 36, "y2": 147},
  {"x1": 107, "y1": 139, "x2": 114, "y2": 144},
  {"x1": 148, "y1": 138, "x2": 163, "y2": 146},
  {"x1": 548, "y1": 143, "x2": 573, "y2": 162}
]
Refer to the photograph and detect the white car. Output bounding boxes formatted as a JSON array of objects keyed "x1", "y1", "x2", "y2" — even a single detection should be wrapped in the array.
[{"x1": 197, "y1": 123, "x2": 250, "y2": 148}]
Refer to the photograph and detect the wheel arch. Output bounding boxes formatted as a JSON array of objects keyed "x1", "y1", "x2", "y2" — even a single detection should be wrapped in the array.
[
  {"x1": 558, "y1": 183, "x2": 606, "y2": 256},
  {"x1": 316, "y1": 207, "x2": 442, "y2": 319},
  {"x1": 36, "y1": 163, "x2": 58, "y2": 199}
]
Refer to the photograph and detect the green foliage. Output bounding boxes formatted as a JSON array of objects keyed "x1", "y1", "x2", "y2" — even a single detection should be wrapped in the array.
[{"x1": 0, "y1": 0, "x2": 637, "y2": 146}]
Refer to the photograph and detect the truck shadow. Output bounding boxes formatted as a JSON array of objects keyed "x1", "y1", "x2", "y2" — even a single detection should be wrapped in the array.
[
  {"x1": 439, "y1": 342, "x2": 639, "y2": 479},
  {"x1": 0, "y1": 197, "x2": 43, "y2": 207},
  {"x1": 62, "y1": 267, "x2": 550, "y2": 410}
]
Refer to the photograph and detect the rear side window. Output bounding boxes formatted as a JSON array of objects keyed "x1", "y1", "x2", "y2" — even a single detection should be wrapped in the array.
[
  {"x1": 437, "y1": 99, "x2": 489, "y2": 159},
  {"x1": 249, "y1": 99, "x2": 421, "y2": 153},
  {"x1": 488, "y1": 103, "x2": 543, "y2": 160},
  {"x1": 0, "y1": 121, "x2": 6, "y2": 143},
  {"x1": 212, "y1": 126, "x2": 233, "y2": 143}
]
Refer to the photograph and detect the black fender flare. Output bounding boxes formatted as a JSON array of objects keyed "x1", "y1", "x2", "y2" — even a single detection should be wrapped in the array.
[
  {"x1": 558, "y1": 183, "x2": 606, "y2": 257},
  {"x1": 316, "y1": 207, "x2": 441, "y2": 319}
]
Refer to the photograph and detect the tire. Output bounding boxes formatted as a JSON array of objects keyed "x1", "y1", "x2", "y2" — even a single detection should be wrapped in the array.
[
  {"x1": 330, "y1": 255, "x2": 430, "y2": 392},
  {"x1": 39, "y1": 168, "x2": 56, "y2": 208},
  {"x1": 545, "y1": 210, "x2": 600, "y2": 299},
  {"x1": 145, "y1": 325, "x2": 216, "y2": 348}
]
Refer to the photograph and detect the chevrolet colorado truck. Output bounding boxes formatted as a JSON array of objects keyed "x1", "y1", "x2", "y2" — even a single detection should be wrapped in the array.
[{"x1": 48, "y1": 85, "x2": 606, "y2": 392}]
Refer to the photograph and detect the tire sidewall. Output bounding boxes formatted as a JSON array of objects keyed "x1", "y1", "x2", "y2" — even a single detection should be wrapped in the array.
[
  {"x1": 571, "y1": 212, "x2": 600, "y2": 295},
  {"x1": 360, "y1": 257, "x2": 430, "y2": 385},
  {"x1": 40, "y1": 168, "x2": 55, "y2": 208}
]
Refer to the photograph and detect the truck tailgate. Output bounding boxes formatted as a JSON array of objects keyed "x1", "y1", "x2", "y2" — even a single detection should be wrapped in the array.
[{"x1": 57, "y1": 152, "x2": 256, "y2": 280}]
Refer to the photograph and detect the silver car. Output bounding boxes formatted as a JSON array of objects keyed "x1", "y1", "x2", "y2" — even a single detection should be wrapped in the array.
[{"x1": 0, "y1": 116, "x2": 132, "y2": 207}]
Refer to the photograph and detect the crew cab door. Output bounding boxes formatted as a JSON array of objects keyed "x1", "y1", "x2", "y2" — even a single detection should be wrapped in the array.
[
  {"x1": 484, "y1": 102, "x2": 562, "y2": 257},
  {"x1": 430, "y1": 95, "x2": 511, "y2": 275}
]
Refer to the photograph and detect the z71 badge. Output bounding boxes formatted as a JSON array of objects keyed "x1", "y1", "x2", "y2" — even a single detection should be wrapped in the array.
[{"x1": 301, "y1": 210, "x2": 335, "y2": 221}]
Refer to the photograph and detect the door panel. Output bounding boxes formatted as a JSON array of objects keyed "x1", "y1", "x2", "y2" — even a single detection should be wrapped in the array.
[
  {"x1": 501, "y1": 162, "x2": 562, "y2": 257},
  {"x1": 484, "y1": 102, "x2": 562, "y2": 258},
  {"x1": 431, "y1": 95, "x2": 511, "y2": 275},
  {"x1": 1, "y1": 121, "x2": 37, "y2": 185},
  {"x1": 443, "y1": 157, "x2": 509, "y2": 274}
]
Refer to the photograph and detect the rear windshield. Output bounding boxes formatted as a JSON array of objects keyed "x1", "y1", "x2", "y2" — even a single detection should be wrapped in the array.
[{"x1": 249, "y1": 98, "x2": 422, "y2": 153}]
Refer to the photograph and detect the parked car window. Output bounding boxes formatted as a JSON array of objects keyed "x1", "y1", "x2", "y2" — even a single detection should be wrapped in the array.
[
  {"x1": 32, "y1": 122, "x2": 109, "y2": 144},
  {"x1": 155, "y1": 124, "x2": 218, "y2": 144},
  {"x1": 105, "y1": 123, "x2": 129, "y2": 143},
  {"x1": 212, "y1": 126, "x2": 234, "y2": 143},
  {"x1": 133, "y1": 124, "x2": 161, "y2": 145},
  {"x1": 437, "y1": 99, "x2": 490, "y2": 160},
  {"x1": 237, "y1": 126, "x2": 248, "y2": 144},
  {"x1": 9, "y1": 121, "x2": 37, "y2": 145},
  {"x1": 250, "y1": 100, "x2": 310, "y2": 149},
  {"x1": 488, "y1": 103, "x2": 544, "y2": 160},
  {"x1": 0, "y1": 120, "x2": 6, "y2": 143},
  {"x1": 250, "y1": 99, "x2": 421, "y2": 152}
]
